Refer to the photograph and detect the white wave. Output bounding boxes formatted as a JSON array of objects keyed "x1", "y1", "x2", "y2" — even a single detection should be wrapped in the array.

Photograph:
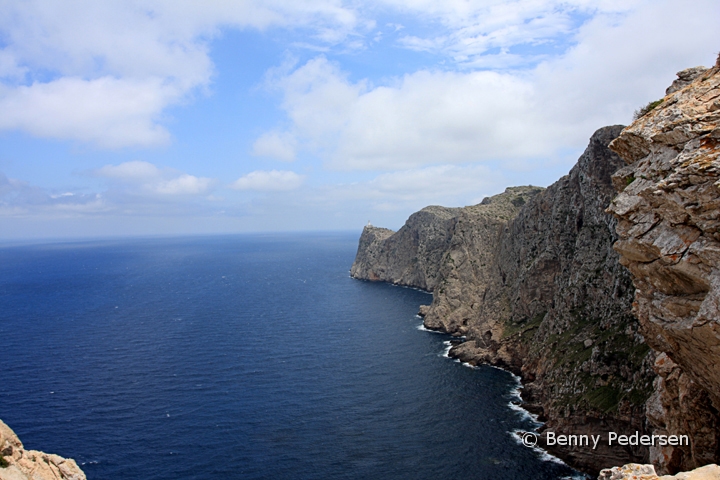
[
  {"x1": 416, "y1": 323, "x2": 443, "y2": 333},
  {"x1": 508, "y1": 401, "x2": 541, "y2": 424},
  {"x1": 441, "y1": 340, "x2": 453, "y2": 358},
  {"x1": 510, "y1": 430, "x2": 569, "y2": 467}
]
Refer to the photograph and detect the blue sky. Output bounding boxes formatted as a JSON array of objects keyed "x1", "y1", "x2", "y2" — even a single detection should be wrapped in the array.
[{"x1": 0, "y1": 0, "x2": 718, "y2": 240}]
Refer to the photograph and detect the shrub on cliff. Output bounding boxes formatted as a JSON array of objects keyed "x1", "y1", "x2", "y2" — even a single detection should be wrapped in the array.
[{"x1": 633, "y1": 98, "x2": 663, "y2": 120}]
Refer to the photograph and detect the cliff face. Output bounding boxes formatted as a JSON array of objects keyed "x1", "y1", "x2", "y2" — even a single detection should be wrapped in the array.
[
  {"x1": 448, "y1": 126, "x2": 656, "y2": 473},
  {"x1": 607, "y1": 58, "x2": 720, "y2": 473},
  {"x1": 0, "y1": 419, "x2": 86, "y2": 480},
  {"x1": 351, "y1": 187, "x2": 544, "y2": 296},
  {"x1": 352, "y1": 126, "x2": 653, "y2": 474},
  {"x1": 351, "y1": 59, "x2": 720, "y2": 477}
]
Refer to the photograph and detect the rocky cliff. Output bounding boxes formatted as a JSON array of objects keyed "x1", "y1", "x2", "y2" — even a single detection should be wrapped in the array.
[
  {"x1": 0, "y1": 419, "x2": 86, "y2": 480},
  {"x1": 351, "y1": 58, "x2": 720, "y2": 476},
  {"x1": 352, "y1": 125, "x2": 654, "y2": 474},
  {"x1": 607, "y1": 57, "x2": 720, "y2": 474}
]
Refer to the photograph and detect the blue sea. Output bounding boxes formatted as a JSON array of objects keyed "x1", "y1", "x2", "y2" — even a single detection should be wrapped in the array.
[{"x1": 0, "y1": 233, "x2": 579, "y2": 479}]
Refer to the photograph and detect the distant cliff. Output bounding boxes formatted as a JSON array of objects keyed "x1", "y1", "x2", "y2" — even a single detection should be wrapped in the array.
[
  {"x1": 0, "y1": 419, "x2": 86, "y2": 480},
  {"x1": 350, "y1": 56, "x2": 720, "y2": 476}
]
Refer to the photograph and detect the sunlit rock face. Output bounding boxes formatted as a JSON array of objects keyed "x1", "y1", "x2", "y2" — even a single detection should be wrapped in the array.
[
  {"x1": 0, "y1": 419, "x2": 86, "y2": 480},
  {"x1": 607, "y1": 56, "x2": 720, "y2": 474}
]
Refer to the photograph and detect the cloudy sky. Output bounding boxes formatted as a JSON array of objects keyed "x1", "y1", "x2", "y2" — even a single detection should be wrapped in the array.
[{"x1": 0, "y1": 0, "x2": 718, "y2": 240}]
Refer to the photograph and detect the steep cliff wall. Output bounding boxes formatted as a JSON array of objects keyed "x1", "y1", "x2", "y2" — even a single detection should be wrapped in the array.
[
  {"x1": 352, "y1": 126, "x2": 654, "y2": 474},
  {"x1": 448, "y1": 126, "x2": 655, "y2": 473},
  {"x1": 0, "y1": 419, "x2": 86, "y2": 480},
  {"x1": 351, "y1": 186, "x2": 543, "y2": 295},
  {"x1": 607, "y1": 57, "x2": 720, "y2": 474},
  {"x1": 351, "y1": 60, "x2": 720, "y2": 476}
]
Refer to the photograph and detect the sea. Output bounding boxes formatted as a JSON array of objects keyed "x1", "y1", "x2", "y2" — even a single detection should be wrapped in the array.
[{"x1": 0, "y1": 232, "x2": 582, "y2": 479}]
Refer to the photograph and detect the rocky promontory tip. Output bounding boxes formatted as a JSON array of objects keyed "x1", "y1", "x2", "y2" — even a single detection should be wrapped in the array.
[{"x1": 0, "y1": 419, "x2": 86, "y2": 480}]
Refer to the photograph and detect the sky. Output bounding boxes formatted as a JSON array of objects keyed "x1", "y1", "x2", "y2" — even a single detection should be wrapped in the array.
[{"x1": 0, "y1": 0, "x2": 718, "y2": 240}]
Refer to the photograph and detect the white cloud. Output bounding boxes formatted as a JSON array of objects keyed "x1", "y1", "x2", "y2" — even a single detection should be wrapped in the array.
[
  {"x1": 155, "y1": 174, "x2": 215, "y2": 195},
  {"x1": 324, "y1": 164, "x2": 506, "y2": 211},
  {"x1": 252, "y1": 131, "x2": 297, "y2": 161},
  {"x1": 94, "y1": 161, "x2": 162, "y2": 180},
  {"x1": 380, "y1": 0, "x2": 640, "y2": 66},
  {"x1": 261, "y1": 0, "x2": 720, "y2": 171},
  {"x1": 0, "y1": 76, "x2": 178, "y2": 147},
  {"x1": 93, "y1": 161, "x2": 215, "y2": 196},
  {"x1": 0, "y1": 0, "x2": 363, "y2": 147},
  {"x1": 232, "y1": 170, "x2": 305, "y2": 191}
]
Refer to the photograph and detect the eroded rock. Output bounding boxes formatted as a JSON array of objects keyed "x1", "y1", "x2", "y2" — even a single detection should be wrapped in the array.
[
  {"x1": 607, "y1": 55, "x2": 720, "y2": 474},
  {"x1": 0, "y1": 419, "x2": 85, "y2": 480}
]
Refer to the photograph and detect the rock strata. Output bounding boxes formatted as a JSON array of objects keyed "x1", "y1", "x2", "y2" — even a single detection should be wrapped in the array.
[
  {"x1": 607, "y1": 56, "x2": 720, "y2": 474},
  {"x1": 0, "y1": 419, "x2": 86, "y2": 480}
]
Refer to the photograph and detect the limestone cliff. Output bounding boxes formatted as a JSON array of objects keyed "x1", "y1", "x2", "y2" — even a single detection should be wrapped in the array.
[
  {"x1": 446, "y1": 126, "x2": 655, "y2": 474},
  {"x1": 351, "y1": 59, "x2": 720, "y2": 477},
  {"x1": 0, "y1": 419, "x2": 86, "y2": 480},
  {"x1": 352, "y1": 126, "x2": 653, "y2": 474},
  {"x1": 607, "y1": 57, "x2": 720, "y2": 474}
]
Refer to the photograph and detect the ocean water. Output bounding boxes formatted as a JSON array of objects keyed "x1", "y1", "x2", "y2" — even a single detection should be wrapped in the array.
[{"x1": 0, "y1": 233, "x2": 579, "y2": 479}]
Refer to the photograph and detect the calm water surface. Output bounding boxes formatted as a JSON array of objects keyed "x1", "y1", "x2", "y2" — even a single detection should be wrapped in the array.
[{"x1": 0, "y1": 233, "x2": 579, "y2": 479}]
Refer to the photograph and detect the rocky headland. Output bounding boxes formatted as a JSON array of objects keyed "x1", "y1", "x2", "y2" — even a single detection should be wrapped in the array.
[
  {"x1": 351, "y1": 55, "x2": 720, "y2": 477},
  {"x1": 0, "y1": 419, "x2": 86, "y2": 480}
]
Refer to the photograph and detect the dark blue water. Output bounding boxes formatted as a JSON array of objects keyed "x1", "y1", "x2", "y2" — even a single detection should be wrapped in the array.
[{"x1": 0, "y1": 233, "x2": 578, "y2": 479}]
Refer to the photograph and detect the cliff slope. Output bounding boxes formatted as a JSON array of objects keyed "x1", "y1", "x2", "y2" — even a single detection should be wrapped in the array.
[
  {"x1": 0, "y1": 419, "x2": 85, "y2": 480},
  {"x1": 351, "y1": 186, "x2": 543, "y2": 296},
  {"x1": 607, "y1": 57, "x2": 720, "y2": 473},
  {"x1": 351, "y1": 60, "x2": 720, "y2": 476},
  {"x1": 352, "y1": 126, "x2": 653, "y2": 474},
  {"x1": 448, "y1": 126, "x2": 655, "y2": 473}
]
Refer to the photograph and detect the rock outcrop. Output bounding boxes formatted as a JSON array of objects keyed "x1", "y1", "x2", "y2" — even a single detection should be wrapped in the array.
[
  {"x1": 607, "y1": 56, "x2": 720, "y2": 474},
  {"x1": 0, "y1": 419, "x2": 86, "y2": 480},
  {"x1": 599, "y1": 463, "x2": 720, "y2": 480}
]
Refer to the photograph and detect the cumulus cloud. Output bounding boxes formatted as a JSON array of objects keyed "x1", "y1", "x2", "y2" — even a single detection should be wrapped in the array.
[
  {"x1": 252, "y1": 131, "x2": 297, "y2": 161},
  {"x1": 259, "y1": 0, "x2": 720, "y2": 172},
  {"x1": 232, "y1": 170, "x2": 305, "y2": 191},
  {"x1": 0, "y1": 77, "x2": 179, "y2": 147},
  {"x1": 0, "y1": 0, "x2": 363, "y2": 147},
  {"x1": 93, "y1": 161, "x2": 215, "y2": 196},
  {"x1": 93, "y1": 160, "x2": 162, "y2": 180}
]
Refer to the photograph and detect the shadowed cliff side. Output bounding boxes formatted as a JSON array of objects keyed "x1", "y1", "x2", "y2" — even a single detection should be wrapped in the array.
[
  {"x1": 449, "y1": 126, "x2": 656, "y2": 474},
  {"x1": 351, "y1": 126, "x2": 656, "y2": 475}
]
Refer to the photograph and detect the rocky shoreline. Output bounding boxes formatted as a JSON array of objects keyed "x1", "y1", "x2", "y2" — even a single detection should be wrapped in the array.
[{"x1": 351, "y1": 55, "x2": 720, "y2": 477}]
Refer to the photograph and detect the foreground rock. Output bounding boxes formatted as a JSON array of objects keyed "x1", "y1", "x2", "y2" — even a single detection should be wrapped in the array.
[
  {"x1": 0, "y1": 419, "x2": 85, "y2": 480},
  {"x1": 599, "y1": 463, "x2": 720, "y2": 480},
  {"x1": 607, "y1": 56, "x2": 720, "y2": 473}
]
